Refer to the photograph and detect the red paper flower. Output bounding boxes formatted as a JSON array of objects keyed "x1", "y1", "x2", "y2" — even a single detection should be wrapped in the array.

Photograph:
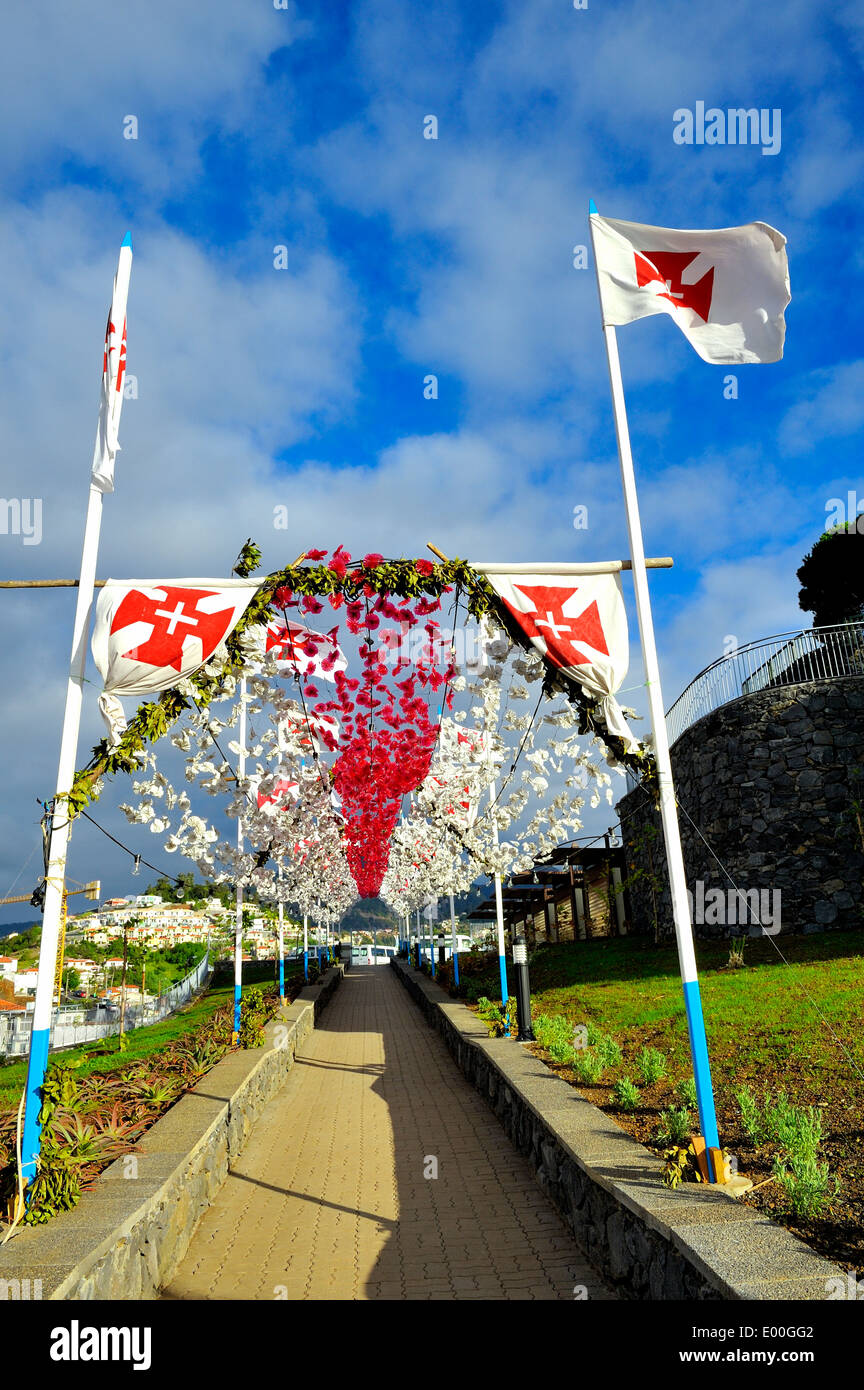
[
  {"x1": 363, "y1": 552, "x2": 384, "y2": 569},
  {"x1": 415, "y1": 559, "x2": 434, "y2": 576}
]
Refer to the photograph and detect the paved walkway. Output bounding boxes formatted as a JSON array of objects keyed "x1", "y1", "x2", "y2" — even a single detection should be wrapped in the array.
[{"x1": 164, "y1": 966, "x2": 615, "y2": 1301}]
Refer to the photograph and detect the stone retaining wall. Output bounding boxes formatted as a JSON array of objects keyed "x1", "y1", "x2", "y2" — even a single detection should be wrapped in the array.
[
  {"x1": 617, "y1": 678, "x2": 864, "y2": 938},
  {"x1": 0, "y1": 966, "x2": 343, "y2": 1301},
  {"x1": 392, "y1": 959, "x2": 844, "y2": 1300}
]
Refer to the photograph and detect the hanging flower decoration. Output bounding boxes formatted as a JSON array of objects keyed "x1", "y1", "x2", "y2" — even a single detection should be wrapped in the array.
[{"x1": 65, "y1": 539, "x2": 652, "y2": 923}]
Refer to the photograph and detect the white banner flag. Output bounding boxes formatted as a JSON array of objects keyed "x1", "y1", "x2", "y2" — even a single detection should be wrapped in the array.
[
  {"x1": 247, "y1": 618, "x2": 347, "y2": 682},
  {"x1": 590, "y1": 213, "x2": 790, "y2": 364},
  {"x1": 479, "y1": 570, "x2": 637, "y2": 749},
  {"x1": 92, "y1": 578, "x2": 261, "y2": 744},
  {"x1": 91, "y1": 235, "x2": 133, "y2": 493}
]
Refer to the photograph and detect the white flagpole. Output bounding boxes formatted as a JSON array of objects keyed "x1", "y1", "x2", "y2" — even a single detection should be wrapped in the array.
[
  {"x1": 277, "y1": 864, "x2": 285, "y2": 1002},
  {"x1": 588, "y1": 201, "x2": 721, "y2": 1177},
  {"x1": 488, "y1": 775, "x2": 511, "y2": 1038},
  {"x1": 449, "y1": 890, "x2": 460, "y2": 989},
  {"x1": 232, "y1": 675, "x2": 247, "y2": 1045},
  {"x1": 20, "y1": 235, "x2": 133, "y2": 1185}
]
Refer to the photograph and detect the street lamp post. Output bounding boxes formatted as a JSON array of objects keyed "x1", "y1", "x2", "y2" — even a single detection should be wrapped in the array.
[{"x1": 512, "y1": 937, "x2": 535, "y2": 1042}]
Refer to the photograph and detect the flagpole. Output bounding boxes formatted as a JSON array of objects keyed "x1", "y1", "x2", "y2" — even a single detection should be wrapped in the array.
[
  {"x1": 588, "y1": 200, "x2": 721, "y2": 1178},
  {"x1": 449, "y1": 890, "x2": 460, "y2": 989},
  {"x1": 488, "y1": 775, "x2": 511, "y2": 1038},
  {"x1": 232, "y1": 675, "x2": 247, "y2": 1045},
  {"x1": 20, "y1": 235, "x2": 133, "y2": 1186},
  {"x1": 277, "y1": 864, "x2": 285, "y2": 1002}
]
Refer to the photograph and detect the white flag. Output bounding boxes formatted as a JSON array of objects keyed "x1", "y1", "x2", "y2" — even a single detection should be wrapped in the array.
[
  {"x1": 254, "y1": 771, "x2": 301, "y2": 815},
  {"x1": 479, "y1": 570, "x2": 637, "y2": 750},
  {"x1": 92, "y1": 578, "x2": 261, "y2": 744},
  {"x1": 590, "y1": 213, "x2": 790, "y2": 364},
  {"x1": 91, "y1": 235, "x2": 133, "y2": 493},
  {"x1": 247, "y1": 618, "x2": 347, "y2": 682}
]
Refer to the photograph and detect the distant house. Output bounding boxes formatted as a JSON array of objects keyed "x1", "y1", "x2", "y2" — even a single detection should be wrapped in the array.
[{"x1": 0, "y1": 956, "x2": 19, "y2": 978}]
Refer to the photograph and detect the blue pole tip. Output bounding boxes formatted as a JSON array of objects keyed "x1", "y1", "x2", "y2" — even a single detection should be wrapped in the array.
[
  {"x1": 588, "y1": 199, "x2": 598, "y2": 215},
  {"x1": 121, "y1": 231, "x2": 133, "y2": 249}
]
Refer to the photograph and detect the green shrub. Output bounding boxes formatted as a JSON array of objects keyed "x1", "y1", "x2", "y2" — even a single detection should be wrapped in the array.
[
  {"x1": 773, "y1": 1153, "x2": 837, "y2": 1219},
  {"x1": 594, "y1": 1032, "x2": 623, "y2": 1070},
  {"x1": 654, "y1": 1105, "x2": 692, "y2": 1145},
  {"x1": 636, "y1": 1046, "x2": 667, "y2": 1086},
  {"x1": 768, "y1": 1096, "x2": 823, "y2": 1162},
  {"x1": 571, "y1": 1050, "x2": 604, "y2": 1084},
  {"x1": 736, "y1": 1084, "x2": 766, "y2": 1145},
  {"x1": 533, "y1": 1013, "x2": 574, "y2": 1051},
  {"x1": 737, "y1": 1088, "x2": 823, "y2": 1162},
  {"x1": 611, "y1": 1077, "x2": 641, "y2": 1112},
  {"x1": 675, "y1": 1077, "x2": 698, "y2": 1108}
]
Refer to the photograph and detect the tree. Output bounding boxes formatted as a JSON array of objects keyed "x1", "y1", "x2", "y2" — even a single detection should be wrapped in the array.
[{"x1": 797, "y1": 525, "x2": 864, "y2": 627}]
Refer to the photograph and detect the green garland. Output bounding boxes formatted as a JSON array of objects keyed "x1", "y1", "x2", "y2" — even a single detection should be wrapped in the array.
[{"x1": 64, "y1": 539, "x2": 654, "y2": 818}]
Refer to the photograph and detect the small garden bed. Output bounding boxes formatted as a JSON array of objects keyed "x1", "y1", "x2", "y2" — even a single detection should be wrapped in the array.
[
  {"x1": 0, "y1": 960, "x2": 313, "y2": 1228},
  {"x1": 425, "y1": 932, "x2": 864, "y2": 1273}
]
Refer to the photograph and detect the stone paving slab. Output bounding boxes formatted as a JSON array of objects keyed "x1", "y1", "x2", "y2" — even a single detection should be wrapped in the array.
[{"x1": 163, "y1": 965, "x2": 615, "y2": 1302}]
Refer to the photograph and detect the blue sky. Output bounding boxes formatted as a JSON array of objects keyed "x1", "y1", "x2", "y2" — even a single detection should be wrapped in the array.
[{"x1": 1, "y1": 0, "x2": 863, "y2": 920}]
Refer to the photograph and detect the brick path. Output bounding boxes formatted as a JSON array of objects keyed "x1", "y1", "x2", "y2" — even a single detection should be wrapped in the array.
[{"x1": 164, "y1": 966, "x2": 616, "y2": 1301}]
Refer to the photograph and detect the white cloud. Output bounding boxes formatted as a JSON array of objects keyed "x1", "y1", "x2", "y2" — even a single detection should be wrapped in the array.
[{"x1": 779, "y1": 361, "x2": 864, "y2": 455}]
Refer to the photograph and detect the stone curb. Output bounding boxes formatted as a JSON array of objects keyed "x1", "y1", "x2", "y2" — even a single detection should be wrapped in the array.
[
  {"x1": 391, "y1": 958, "x2": 845, "y2": 1301},
  {"x1": 0, "y1": 965, "x2": 344, "y2": 1301}
]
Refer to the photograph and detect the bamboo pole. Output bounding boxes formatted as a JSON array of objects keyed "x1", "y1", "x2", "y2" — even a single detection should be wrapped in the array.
[{"x1": 426, "y1": 543, "x2": 673, "y2": 571}]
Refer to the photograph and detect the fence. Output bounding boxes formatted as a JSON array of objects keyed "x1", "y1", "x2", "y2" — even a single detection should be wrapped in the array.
[
  {"x1": 0, "y1": 951, "x2": 211, "y2": 1058},
  {"x1": 665, "y1": 622, "x2": 864, "y2": 747}
]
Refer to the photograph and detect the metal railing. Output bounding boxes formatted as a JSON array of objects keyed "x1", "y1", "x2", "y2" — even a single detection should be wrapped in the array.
[
  {"x1": 0, "y1": 951, "x2": 211, "y2": 1058},
  {"x1": 665, "y1": 621, "x2": 864, "y2": 747}
]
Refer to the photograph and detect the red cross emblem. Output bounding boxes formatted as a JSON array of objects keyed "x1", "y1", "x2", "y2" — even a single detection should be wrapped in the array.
[
  {"x1": 103, "y1": 316, "x2": 127, "y2": 395},
  {"x1": 502, "y1": 584, "x2": 609, "y2": 670},
  {"x1": 110, "y1": 587, "x2": 236, "y2": 671},
  {"x1": 257, "y1": 776, "x2": 299, "y2": 811},
  {"x1": 634, "y1": 250, "x2": 714, "y2": 323}
]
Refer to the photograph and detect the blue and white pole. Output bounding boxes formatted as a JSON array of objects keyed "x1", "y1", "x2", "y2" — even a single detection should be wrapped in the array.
[
  {"x1": 302, "y1": 912, "x2": 309, "y2": 981},
  {"x1": 277, "y1": 869, "x2": 285, "y2": 1003},
  {"x1": 449, "y1": 892, "x2": 460, "y2": 988},
  {"x1": 20, "y1": 234, "x2": 134, "y2": 1187},
  {"x1": 588, "y1": 199, "x2": 720, "y2": 1175},
  {"x1": 488, "y1": 777, "x2": 511, "y2": 1036},
  {"x1": 232, "y1": 675, "x2": 248, "y2": 1046}
]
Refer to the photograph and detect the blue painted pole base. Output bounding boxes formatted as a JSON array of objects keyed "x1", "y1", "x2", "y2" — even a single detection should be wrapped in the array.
[
  {"x1": 303, "y1": 951, "x2": 309, "y2": 981},
  {"x1": 20, "y1": 1026, "x2": 51, "y2": 1187},
  {"x1": 682, "y1": 977, "x2": 720, "y2": 1173},
  {"x1": 233, "y1": 984, "x2": 242, "y2": 1045},
  {"x1": 453, "y1": 952, "x2": 460, "y2": 987},
  {"x1": 498, "y1": 954, "x2": 510, "y2": 1037}
]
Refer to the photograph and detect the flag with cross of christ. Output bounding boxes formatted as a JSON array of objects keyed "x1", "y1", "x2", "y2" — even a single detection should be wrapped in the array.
[
  {"x1": 590, "y1": 213, "x2": 790, "y2": 364},
  {"x1": 478, "y1": 570, "x2": 638, "y2": 751},
  {"x1": 91, "y1": 578, "x2": 262, "y2": 745}
]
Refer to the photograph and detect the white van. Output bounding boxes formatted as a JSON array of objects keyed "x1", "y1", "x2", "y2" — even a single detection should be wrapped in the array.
[
  {"x1": 351, "y1": 944, "x2": 396, "y2": 966},
  {"x1": 415, "y1": 934, "x2": 475, "y2": 961}
]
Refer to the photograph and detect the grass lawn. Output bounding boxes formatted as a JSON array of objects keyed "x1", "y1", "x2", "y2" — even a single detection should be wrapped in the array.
[
  {"x1": 461, "y1": 931, "x2": 864, "y2": 1270},
  {"x1": 0, "y1": 960, "x2": 305, "y2": 1109}
]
